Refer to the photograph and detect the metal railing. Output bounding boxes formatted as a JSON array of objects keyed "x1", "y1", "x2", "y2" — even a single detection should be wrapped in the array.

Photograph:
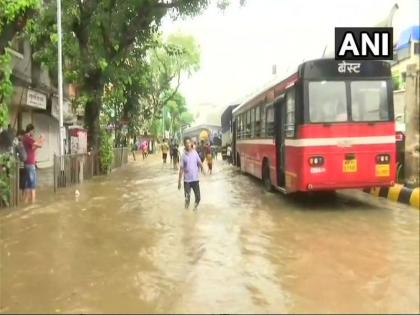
[
  {"x1": 112, "y1": 147, "x2": 129, "y2": 169},
  {"x1": 53, "y1": 148, "x2": 128, "y2": 191},
  {"x1": 53, "y1": 152, "x2": 98, "y2": 191},
  {"x1": 0, "y1": 160, "x2": 20, "y2": 208}
]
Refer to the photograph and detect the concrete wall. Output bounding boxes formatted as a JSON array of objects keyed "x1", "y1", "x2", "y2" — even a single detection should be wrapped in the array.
[
  {"x1": 10, "y1": 40, "x2": 32, "y2": 84},
  {"x1": 393, "y1": 89, "x2": 406, "y2": 116},
  {"x1": 392, "y1": 40, "x2": 420, "y2": 90},
  {"x1": 8, "y1": 39, "x2": 66, "y2": 169}
]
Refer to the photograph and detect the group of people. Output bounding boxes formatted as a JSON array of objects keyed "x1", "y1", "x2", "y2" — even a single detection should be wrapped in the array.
[
  {"x1": 196, "y1": 140, "x2": 214, "y2": 175},
  {"x1": 159, "y1": 138, "x2": 214, "y2": 174},
  {"x1": 0, "y1": 124, "x2": 45, "y2": 204},
  {"x1": 160, "y1": 139, "x2": 180, "y2": 169},
  {"x1": 130, "y1": 139, "x2": 151, "y2": 161}
]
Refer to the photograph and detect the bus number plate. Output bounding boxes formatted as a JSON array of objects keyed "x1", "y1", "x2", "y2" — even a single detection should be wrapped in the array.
[
  {"x1": 343, "y1": 160, "x2": 357, "y2": 172},
  {"x1": 376, "y1": 164, "x2": 390, "y2": 177}
]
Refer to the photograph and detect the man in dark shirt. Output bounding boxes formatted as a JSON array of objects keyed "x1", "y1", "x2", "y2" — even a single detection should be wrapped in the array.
[{"x1": 22, "y1": 124, "x2": 44, "y2": 203}]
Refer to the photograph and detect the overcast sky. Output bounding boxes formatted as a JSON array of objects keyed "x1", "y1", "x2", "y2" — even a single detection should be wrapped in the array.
[{"x1": 162, "y1": 0, "x2": 419, "y2": 113}]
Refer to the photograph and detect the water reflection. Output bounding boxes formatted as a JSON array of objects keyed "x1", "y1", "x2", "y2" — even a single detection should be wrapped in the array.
[{"x1": 0, "y1": 157, "x2": 418, "y2": 314}]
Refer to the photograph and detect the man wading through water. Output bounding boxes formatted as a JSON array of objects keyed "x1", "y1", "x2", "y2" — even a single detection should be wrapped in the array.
[{"x1": 178, "y1": 137, "x2": 204, "y2": 211}]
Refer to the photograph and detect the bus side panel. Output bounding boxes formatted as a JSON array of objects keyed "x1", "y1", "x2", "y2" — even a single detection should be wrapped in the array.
[
  {"x1": 236, "y1": 142, "x2": 276, "y2": 182},
  {"x1": 284, "y1": 146, "x2": 303, "y2": 192},
  {"x1": 298, "y1": 122, "x2": 395, "y2": 138}
]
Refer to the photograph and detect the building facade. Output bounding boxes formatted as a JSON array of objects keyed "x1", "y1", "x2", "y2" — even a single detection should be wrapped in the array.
[
  {"x1": 7, "y1": 38, "x2": 76, "y2": 168},
  {"x1": 392, "y1": 26, "x2": 420, "y2": 93}
]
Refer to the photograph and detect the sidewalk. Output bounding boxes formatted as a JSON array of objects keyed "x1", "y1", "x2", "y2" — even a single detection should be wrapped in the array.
[{"x1": 364, "y1": 184, "x2": 419, "y2": 209}]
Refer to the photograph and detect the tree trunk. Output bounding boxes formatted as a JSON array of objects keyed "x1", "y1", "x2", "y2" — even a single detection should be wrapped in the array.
[
  {"x1": 82, "y1": 70, "x2": 103, "y2": 150},
  {"x1": 84, "y1": 89, "x2": 102, "y2": 150}
]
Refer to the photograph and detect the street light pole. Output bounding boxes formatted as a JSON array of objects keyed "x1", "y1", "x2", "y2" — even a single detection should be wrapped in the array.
[
  {"x1": 162, "y1": 107, "x2": 165, "y2": 140},
  {"x1": 57, "y1": 0, "x2": 64, "y2": 157}
]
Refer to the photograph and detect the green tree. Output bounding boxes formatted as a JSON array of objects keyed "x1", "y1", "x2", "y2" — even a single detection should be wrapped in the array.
[
  {"x1": 0, "y1": 0, "x2": 40, "y2": 206},
  {"x1": 29, "y1": 0, "x2": 209, "y2": 149},
  {"x1": 0, "y1": 0, "x2": 39, "y2": 127},
  {"x1": 0, "y1": 0, "x2": 39, "y2": 53},
  {"x1": 165, "y1": 91, "x2": 188, "y2": 136},
  {"x1": 144, "y1": 32, "x2": 200, "y2": 123}
]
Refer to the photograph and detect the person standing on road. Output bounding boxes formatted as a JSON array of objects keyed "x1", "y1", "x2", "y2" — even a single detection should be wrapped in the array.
[
  {"x1": 205, "y1": 142, "x2": 213, "y2": 174},
  {"x1": 15, "y1": 130, "x2": 27, "y2": 198},
  {"x1": 178, "y1": 137, "x2": 203, "y2": 210},
  {"x1": 169, "y1": 138, "x2": 174, "y2": 164},
  {"x1": 22, "y1": 124, "x2": 45, "y2": 204},
  {"x1": 161, "y1": 139, "x2": 169, "y2": 164},
  {"x1": 172, "y1": 141, "x2": 179, "y2": 169},
  {"x1": 226, "y1": 145, "x2": 232, "y2": 164},
  {"x1": 141, "y1": 140, "x2": 148, "y2": 160},
  {"x1": 197, "y1": 140, "x2": 205, "y2": 163},
  {"x1": 130, "y1": 139, "x2": 137, "y2": 161}
]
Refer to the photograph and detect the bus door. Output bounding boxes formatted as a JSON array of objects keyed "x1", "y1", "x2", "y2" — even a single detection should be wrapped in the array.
[
  {"x1": 274, "y1": 95, "x2": 286, "y2": 188},
  {"x1": 232, "y1": 118, "x2": 237, "y2": 166}
]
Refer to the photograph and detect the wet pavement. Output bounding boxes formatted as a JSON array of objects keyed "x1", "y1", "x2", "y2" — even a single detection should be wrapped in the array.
[{"x1": 1, "y1": 153, "x2": 419, "y2": 314}]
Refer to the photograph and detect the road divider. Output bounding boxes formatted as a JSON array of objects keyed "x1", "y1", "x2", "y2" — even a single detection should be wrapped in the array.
[{"x1": 363, "y1": 185, "x2": 419, "y2": 209}]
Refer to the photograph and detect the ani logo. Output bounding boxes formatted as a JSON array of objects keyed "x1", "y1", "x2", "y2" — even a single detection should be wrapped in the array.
[{"x1": 335, "y1": 27, "x2": 393, "y2": 60}]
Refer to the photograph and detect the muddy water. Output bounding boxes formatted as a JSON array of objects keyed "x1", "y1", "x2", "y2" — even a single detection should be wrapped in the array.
[{"x1": 0, "y1": 155, "x2": 419, "y2": 314}]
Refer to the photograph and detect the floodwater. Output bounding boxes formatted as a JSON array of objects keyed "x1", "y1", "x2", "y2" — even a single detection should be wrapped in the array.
[{"x1": 0, "y1": 154, "x2": 419, "y2": 314}]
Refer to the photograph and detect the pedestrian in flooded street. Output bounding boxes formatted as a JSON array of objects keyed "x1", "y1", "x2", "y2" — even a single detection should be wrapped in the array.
[
  {"x1": 161, "y1": 139, "x2": 169, "y2": 164},
  {"x1": 178, "y1": 137, "x2": 203, "y2": 211},
  {"x1": 172, "y1": 141, "x2": 179, "y2": 169},
  {"x1": 141, "y1": 140, "x2": 149, "y2": 160},
  {"x1": 130, "y1": 140, "x2": 137, "y2": 161},
  {"x1": 22, "y1": 124, "x2": 45, "y2": 204},
  {"x1": 205, "y1": 141, "x2": 213, "y2": 174}
]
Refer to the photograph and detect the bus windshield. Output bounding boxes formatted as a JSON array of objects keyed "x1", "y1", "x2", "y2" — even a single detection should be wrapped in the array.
[
  {"x1": 351, "y1": 81, "x2": 389, "y2": 121},
  {"x1": 309, "y1": 81, "x2": 347, "y2": 123},
  {"x1": 308, "y1": 80, "x2": 390, "y2": 123}
]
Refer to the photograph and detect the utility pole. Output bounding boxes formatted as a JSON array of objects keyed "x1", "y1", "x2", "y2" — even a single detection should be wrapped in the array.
[
  {"x1": 162, "y1": 107, "x2": 165, "y2": 140},
  {"x1": 57, "y1": 0, "x2": 64, "y2": 157}
]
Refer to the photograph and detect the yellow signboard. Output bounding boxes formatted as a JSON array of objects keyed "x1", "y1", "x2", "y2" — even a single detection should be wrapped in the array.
[
  {"x1": 376, "y1": 164, "x2": 390, "y2": 177},
  {"x1": 343, "y1": 160, "x2": 357, "y2": 173}
]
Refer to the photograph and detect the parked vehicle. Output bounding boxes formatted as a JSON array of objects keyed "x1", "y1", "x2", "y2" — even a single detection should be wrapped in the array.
[
  {"x1": 220, "y1": 104, "x2": 238, "y2": 161},
  {"x1": 231, "y1": 58, "x2": 396, "y2": 193}
]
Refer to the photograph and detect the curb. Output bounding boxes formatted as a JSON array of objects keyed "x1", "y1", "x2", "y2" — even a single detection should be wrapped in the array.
[{"x1": 363, "y1": 185, "x2": 419, "y2": 209}]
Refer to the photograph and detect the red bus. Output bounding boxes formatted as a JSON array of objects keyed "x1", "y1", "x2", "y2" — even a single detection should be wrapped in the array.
[{"x1": 232, "y1": 58, "x2": 396, "y2": 193}]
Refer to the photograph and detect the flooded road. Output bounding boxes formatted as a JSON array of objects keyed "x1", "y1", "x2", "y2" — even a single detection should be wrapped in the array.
[{"x1": 1, "y1": 154, "x2": 419, "y2": 314}]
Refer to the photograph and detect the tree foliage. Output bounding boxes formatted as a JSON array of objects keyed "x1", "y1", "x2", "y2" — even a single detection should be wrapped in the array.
[
  {"x1": 0, "y1": 0, "x2": 39, "y2": 128},
  {"x1": 98, "y1": 32, "x2": 199, "y2": 141},
  {"x1": 0, "y1": 0, "x2": 39, "y2": 53},
  {"x1": 29, "y1": 0, "x2": 211, "y2": 149},
  {"x1": 144, "y1": 32, "x2": 200, "y2": 122}
]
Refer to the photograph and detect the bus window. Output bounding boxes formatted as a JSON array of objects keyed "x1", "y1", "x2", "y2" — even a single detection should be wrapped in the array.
[
  {"x1": 251, "y1": 108, "x2": 255, "y2": 138},
  {"x1": 309, "y1": 81, "x2": 347, "y2": 123},
  {"x1": 255, "y1": 106, "x2": 261, "y2": 137},
  {"x1": 246, "y1": 111, "x2": 251, "y2": 138},
  {"x1": 351, "y1": 81, "x2": 389, "y2": 121},
  {"x1": 266, "y1": 105, "x2": 275, "y2": 136},
  {"x1": 236, "y1": 116, "x2": 241, "y2": 139},
  {"x1": 240, "y1": 113, "x2": 244, "y2": 138},
  {"x1": 286, "y1": 88, "x2": 295, "y2": 137},
  {"x1": 243, "y1": 113, "x2": 246, "y2": 137},
  {"x1": 261, "y1": 106, "x2": 266, "y2": 136}
]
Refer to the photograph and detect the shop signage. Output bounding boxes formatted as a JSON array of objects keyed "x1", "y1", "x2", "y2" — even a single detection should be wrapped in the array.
[{"x1": 26, "y1": 89, "x2": 47, "y2": 110}]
